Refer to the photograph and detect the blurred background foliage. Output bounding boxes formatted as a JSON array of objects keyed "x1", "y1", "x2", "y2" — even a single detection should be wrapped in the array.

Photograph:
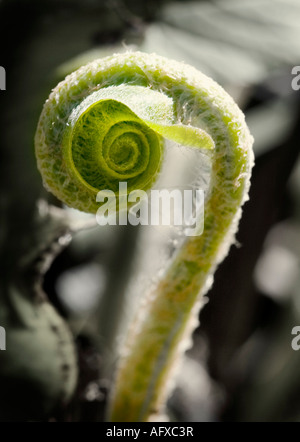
[{"x1": 0, "y1": 0, "x2": 300, "y2": 421}]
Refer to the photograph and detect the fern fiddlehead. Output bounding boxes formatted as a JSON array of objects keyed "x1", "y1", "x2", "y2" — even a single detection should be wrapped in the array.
[{"x1": 35, "y1": 51, "x2": 254, "y2": 421}]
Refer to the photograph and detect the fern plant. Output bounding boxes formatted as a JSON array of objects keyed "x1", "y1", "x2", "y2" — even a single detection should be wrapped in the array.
[{"x1": 34, "y1": 51, "x2": 254, "y2": 422}]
